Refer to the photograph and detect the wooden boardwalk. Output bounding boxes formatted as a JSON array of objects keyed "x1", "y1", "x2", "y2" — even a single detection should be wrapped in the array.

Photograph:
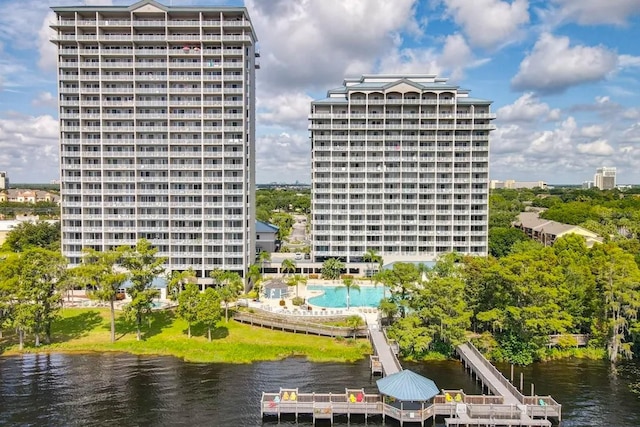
[
  {"x1": 456, "y1": 342, "x2": 562, "y2": 423},
  {"x1": 260, "y1": 329, "x2": 561, "y2": 426},
  {"x1": 457, "y1": 342, "x2": 522, "y2": 405},
  {"x1": 368, "y1": 325, "x2": 402, "y2": 376},
  {"x1": 233, "y1": 311, "x2": 369, "y2": 337}
]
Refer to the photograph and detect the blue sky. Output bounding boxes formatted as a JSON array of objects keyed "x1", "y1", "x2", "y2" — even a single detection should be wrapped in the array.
[{"x1": 1, "y1": 0, "x2": 640, "y2": 185}]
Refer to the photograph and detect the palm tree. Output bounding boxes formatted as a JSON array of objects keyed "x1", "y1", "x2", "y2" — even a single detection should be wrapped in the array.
[
  {"x1": 281, "y1": 258, "x2": 297, "y2": 277},
  {"x1": 342, "y1": 277, "x2": 360, "y2": 311},
  {"x1": 167, "y1": 268, "x2": 197, "y2": 301},
  {"x1": 322, "y1": 258, "x2": 344, "y2": 281},
  {"x1": 258, "y1": 251, "x2": 271, "y2": 277},
  {"x1": 210, "y1": 269, "x2": 243, "y2": 322},
  {"x1": 286, "y1": 274, "x2": 308, "y2": 298},
  {"x1": 362, "y1": 248, "x2": 382, "y2": 278},
  {"x1": 345, "y1": 315, "x2": 364, "y2": 339},
  {"x1": 247, "y1": 264, "x2": 262, "y2": 301}
]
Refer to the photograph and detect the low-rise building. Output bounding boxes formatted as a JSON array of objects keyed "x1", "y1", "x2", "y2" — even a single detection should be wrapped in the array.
[
  {"x1": 513, "y1": 212, "x2": 602, "y2": 247},
  {"x1": 490, "y1": 180, "x2": 547, "y2": 190},
  {"x1": 0, "y1": 189, "x2": 60, "y2": 204},
  {"x1": 256, "y1": 221, "x2": 280, "y2": 253}
]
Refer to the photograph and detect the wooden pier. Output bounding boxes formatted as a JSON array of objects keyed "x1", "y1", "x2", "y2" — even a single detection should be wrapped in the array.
[
  {"x1": 454, "y1": 342, "x2": 562, "y2": 425},
  {"x1": 261, "y1": 336, "x2": 562, "y2": 426},
  {"x1": 368, "y1": 324, "x2": 402, "y2": 376},
  {"x1": 261, "y1": 388, "x2": 558, "y2": 426}
]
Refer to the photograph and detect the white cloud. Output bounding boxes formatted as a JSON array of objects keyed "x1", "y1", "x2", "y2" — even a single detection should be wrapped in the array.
[
  {"x1": 580, "y1": 124, "x2": 604, "y2": 138},
  {"x1": 258, "y1": 92, "x2": 313, "y2": 130},
  {"x1": 255, "y1": 132, "x2": 310, "y2": 183},
  {"x1": 377, "y1": 33, "x2": 488, "y2": 82},
  {"x1": 0, "y1": 113, "x2": 59, "y2": 182},
  {"x1": 377, "y1": 45, "x2": 442, "y2": 76},
  {"x1": 511, "y1": 33, "x2": 618, "y2": 93},
  {"x1": 31, "y1": 91, "x2": 57, "y2": 109},
  {"x1": 38, "y1": 12, "x2": 58, "y2": 71},
  {"x1": 576, "y1": 139, "x2": 615, "y2": 156},
  {"x1": 622, "y1": 108, "x2": 640, "y2": 120},
  {"x1": 439, "y1": 34, "x2": 475, "y2": 80},
  {"x1": 526, "y1": 116, "x2": 577, "y2": 155},
  {"x1": 550, "y1": 0, "x2": 640, "y2": 25},
  {"x1": 442, "y1": 0, "x2": 530, "y2": 49},
  {"x1": 246, "y1": 0, "x2": 421, "y2": 93},
  {"x1": 496, "y1": 92, "x2": 559, "y2": 122},
  {"x1": 619, "y1": 54, "x2": 640, "y2": 68}
]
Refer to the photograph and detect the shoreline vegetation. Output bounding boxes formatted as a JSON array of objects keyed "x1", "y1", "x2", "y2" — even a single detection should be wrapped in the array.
[
  {"x1": 0, "y1": 308, "x2": 607, "y2": 365},
  {"x1": 0, "y1": 308, "x2": 371, "y2": 364}
]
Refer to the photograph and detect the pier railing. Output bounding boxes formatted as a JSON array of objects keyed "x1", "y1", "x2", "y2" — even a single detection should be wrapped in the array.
[
  {"x1": 262, "y1": 390, "x2": 560, "y2": 424},
  {"x1": 234, "y1": 311, "x2": 369, "y2": 338},
  {"x1": 462, "y1": 342, "x2": 525, "y2": 403},
  {"x1": 381, "y1": 328, "x2": 403, "y2": 372}
]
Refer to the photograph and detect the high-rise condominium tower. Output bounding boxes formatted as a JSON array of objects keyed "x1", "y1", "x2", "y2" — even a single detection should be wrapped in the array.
[
  {"x1": 310, "y1": 75, "x2": 494, "y2": 263},
  {"x1": 51, "y1": 0, "x2": 258, "y2": 279},
  {"x1": 594, "y1": 167, "x2": 616, "y2": 190}
]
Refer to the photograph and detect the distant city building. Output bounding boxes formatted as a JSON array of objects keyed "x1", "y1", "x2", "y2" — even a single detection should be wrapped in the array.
[
  {"x1": 490, "y1": 180, "x2": 547, "y2": 190},
  {"x1": 310, "y1": 74, "x2": 494, "y2": 263},
  {"x1": 51, "y1": 0, "x2": 258, "y2": 278},
  {"x1": 0, "y1": 171, "x2": 8, "y2": 190},
  {"x1": 0, "y1": 189, "x2": 60, "y2": 204},
  {"x1": 513, "y1": 212, "x2": 603, "y2": 248},
  {"x1": 582, "y1": 181, "x2": 594, "y2": 189},
  {"x1": 594, "y1": 167, "x2": 616, "y2": 190}
]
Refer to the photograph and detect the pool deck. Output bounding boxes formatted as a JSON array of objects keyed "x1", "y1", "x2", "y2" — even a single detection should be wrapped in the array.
[{"x1": 255, "y1": 279, "x2": 381, "y2": 322}]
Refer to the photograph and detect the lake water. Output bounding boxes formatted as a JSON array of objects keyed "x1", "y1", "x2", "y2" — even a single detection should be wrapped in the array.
[{"x1": 1, "y1": 353, "x2": 639, "y2": 426}]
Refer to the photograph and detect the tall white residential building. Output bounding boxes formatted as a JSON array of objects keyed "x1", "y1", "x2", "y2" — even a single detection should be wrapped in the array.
[
  {"x1": 51, "y1": 0, "x2": 258, "y2": 279},
  {"x1": 310, "y1": 75, "x2": 494, "y2": 263},
  {"x1": 594, "y1": 167, "x2": 616, "y2": 190},
  {"x1": 0, "y1": 171, "x2": 8, "y2": 190}
]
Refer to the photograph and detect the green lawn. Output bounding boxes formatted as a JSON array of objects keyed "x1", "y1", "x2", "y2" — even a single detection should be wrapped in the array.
[{"x1": 0, "y1": 308, "x2": 371, "y2": 363}]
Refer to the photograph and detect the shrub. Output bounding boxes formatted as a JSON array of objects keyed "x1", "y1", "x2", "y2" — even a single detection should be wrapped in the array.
[
  {"x1": 308, "y1": 274, "x2": 319, "y2": 279},
  {"x1": 115, "y1": 293, "x2": 126, "y2": 301},
  {"x1": 292, "y1": 296, "x2": 305, "y2": 306},
  {"x1": 340, "y1": 274, "x2": 354, "y2": 279},
  {"x1": 279, "y1": 299, "x2": 286, "y2": 306}
]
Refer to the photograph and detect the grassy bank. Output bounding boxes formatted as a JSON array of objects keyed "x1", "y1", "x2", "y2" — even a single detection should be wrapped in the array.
[{"x1": 0, "y1": 308, "x2": 371, "y2": 363}]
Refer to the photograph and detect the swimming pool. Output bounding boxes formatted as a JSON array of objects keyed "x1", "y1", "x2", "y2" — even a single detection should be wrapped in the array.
[{"x1": 307, "y1": 285, "x2": 384, "y2": 308}]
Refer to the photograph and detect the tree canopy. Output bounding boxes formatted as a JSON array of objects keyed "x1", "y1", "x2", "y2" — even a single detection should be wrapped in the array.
[{"x1": 1, "y1": 221, "x2": 61, "y2": 252}]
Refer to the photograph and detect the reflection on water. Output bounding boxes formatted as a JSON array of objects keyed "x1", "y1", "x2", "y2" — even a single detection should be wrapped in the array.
[{"x1": 0, "y1": 353, "x2": 638, "y2": 426}]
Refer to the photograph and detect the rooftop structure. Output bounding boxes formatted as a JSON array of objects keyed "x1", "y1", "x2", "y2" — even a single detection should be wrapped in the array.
[
  {"x1": 51, "y1": 0, "x2": 258, "y2": 278},
  {"x1": 309, "y1": 74, "x2": 494, "y2": 263}
]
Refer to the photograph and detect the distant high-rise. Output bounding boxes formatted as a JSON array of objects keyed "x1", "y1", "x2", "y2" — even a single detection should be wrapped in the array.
[
  {"x1": 0, "y1": 171, "x2": 8, "y2": 190},
  {"x1": 51, "y1": 0, "x2": 258, "y2": 279},
  {"x1": 309, "y1": 74, "x2": 495, "y2": 263},
  {"x1": 594, "y1": 167, "x2": 616, "y2": 190}
]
